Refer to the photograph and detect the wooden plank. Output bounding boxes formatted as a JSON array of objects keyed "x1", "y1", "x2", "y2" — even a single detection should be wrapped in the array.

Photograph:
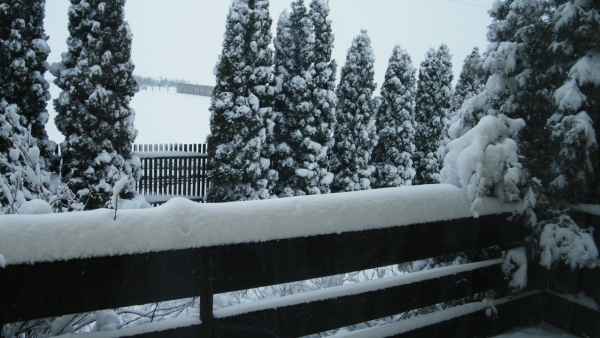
[
  {"x1": 544, "y1": 291, "x2": 600, "y2": 338},
  {"x1": 391, "y1": 291, "x2": 544, "y2": 338},
  {"x1": 202, "y1": 252, "x2": 214, "y2": 337},
  {"x1": 210, "y1": 214, "x2": 527, "y2": 293},
  {"x1": 214, "y1": 263, "x2": 509, "y2": 337},
  {"x1": 0, "y1": 249, "x2": 203, "y2": 324},
  {"x1": 126, "y1": 324, "x2": 200, "y2": 338}
]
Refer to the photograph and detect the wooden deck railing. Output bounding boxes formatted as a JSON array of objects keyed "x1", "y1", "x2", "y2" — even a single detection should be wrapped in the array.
[{"x1": 1, "y1": 208, "x2": 598, "y2": 337}]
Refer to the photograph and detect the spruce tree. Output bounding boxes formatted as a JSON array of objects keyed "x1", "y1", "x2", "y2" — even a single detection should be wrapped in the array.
[
  {"x1": 413, "y1": 44, "x2": 453, "y2": 185},
  {"x1": 371, "y1": 45, "x2": 417, "y2": 188},
  {"x1": 51, "y1": 0, "x2": 141, "y2": 210},
  {"x1": 452, "y1": 46, "x2": 485, "y2": 113},
  {"x1": 330, "y1": 30, "x2": 377, "y2": 192},
  {"x1": 206, "y1": 0, "x2": 276, "y2": 202},
  {"x1": 0, "y1": 0, "x2": 57, "y2": 171}
]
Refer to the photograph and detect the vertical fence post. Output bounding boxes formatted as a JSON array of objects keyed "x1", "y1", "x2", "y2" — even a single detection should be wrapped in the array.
[{"x1": 201, "y1": 250, "x2": 214, "y2": 337}]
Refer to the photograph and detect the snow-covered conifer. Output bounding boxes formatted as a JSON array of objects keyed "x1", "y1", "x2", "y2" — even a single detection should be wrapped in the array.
[
  {"x1": 452, "y1": 47, "x2": 485, "y2": 113},
  {"x1": 51, "y1": 0, "x2": 141, "y2": 210},
  {"x1": 371, "y1": 46, "x2": 417, "y2": 188},
  {"x1": 413, "y1": 44, "x2": 453, "y2": 185},
  {"x1": 206, "y1": 0, "x2": 277, "y2": 202},
  {"x1": 547, "y1": 0, "x2": 600, "y2": 205},
  {"x1": 330, "y1": 30, "x2": 377, "y2": 192},
  {"x1": 0, "y1": 0, "x2": 57, "y2": 171},
  {"x1": 272, "y1": 0, "x2": 335, "y2": 197}
]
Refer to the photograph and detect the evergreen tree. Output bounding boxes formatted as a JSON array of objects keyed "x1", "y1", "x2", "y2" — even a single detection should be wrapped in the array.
[
  {"x1": 330, "y1": 30, "x2": 377, "y2": 192},
  {"x1": 272, "y1": 0, "x2": 334, "y2": 197},
  {"x1": 452, "y1": 46, "x2": 485, "y2": 112},
  {"x1": 413, "y1": 44, "x2": 453, "y2": 185},
  {"x1": 206, "y1": 0, "x2": 276, "y2": 202},
  {"x1": 547, "y1": 0, "x2": 600, "y2": 206},
  {"x1": 371, "y1": 45, "x2": 417, "y2": 188},
  {"x1": 51, "y1": 0, "x2": 141, "y2": 210},
  {"x1": 0, "y1": 0, "x2": 57, "y2": 171}
]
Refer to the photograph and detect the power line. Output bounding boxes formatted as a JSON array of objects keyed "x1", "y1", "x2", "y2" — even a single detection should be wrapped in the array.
[{"x1": 449, "y1": 0, "x2": 491, "y2": 9}]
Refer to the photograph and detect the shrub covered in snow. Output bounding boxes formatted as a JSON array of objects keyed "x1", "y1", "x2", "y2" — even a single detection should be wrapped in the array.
[
  {"x1": 441, "y1": 114, "x2": 526, "y2": 216},
  {"x1": 539, "y1": 215, "x2": 598, "y2": 270}
]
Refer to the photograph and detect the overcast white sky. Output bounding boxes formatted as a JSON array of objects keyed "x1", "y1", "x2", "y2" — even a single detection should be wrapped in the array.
[{"x1": 44, "y1": 0, "x2": 495, "y2": 89}]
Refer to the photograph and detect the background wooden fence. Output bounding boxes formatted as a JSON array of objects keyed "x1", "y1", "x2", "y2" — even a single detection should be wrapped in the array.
[
  {"x1": 132, "y1": 143, "x2": 208, "y2": 205},
  {"x1": 176, "y1": 84, "x2": 213, "y2": 97}
]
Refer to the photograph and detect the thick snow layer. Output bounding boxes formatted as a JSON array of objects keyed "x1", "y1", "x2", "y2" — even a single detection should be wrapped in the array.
[
  {"x1": 17, "y1": 199, "x2": 54, "y2": 215},
  {"x1": 0, "y1": 184, "x2": 519, "y2": 266},
  {"x1": 214, "y1": 259, "x2": 503, "y2": 318},
  {"x1": 53, "y1": 316, "x2": 200, "y2": 338},
  {"x1": 332, "y1": 291, "x2": 542, "y2": 337},
  {"x1": 441, "y1": 115, "x2": 526, "y2": 216},
  {"x1": 503, "y1": 247, "x2": 527, "y2": 291}
]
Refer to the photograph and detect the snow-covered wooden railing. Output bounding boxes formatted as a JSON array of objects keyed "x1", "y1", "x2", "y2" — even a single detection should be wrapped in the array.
[
  {"x1": 132, "y1": 143, "x2": 208, "y2": 205},
  {"x1": 0, "y1": 186, "x2": 598, "y2": 337}
]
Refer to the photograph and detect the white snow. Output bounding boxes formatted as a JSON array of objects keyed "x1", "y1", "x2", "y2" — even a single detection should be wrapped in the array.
[
  {"x1": 215, "y1": 259, "x2": 503, "y2": 319},
  {"x1": 17, "y1": 199, "x2": 54, "y2": 215},
  {"x1": 53, "y1": 316, "x2": 200, "y2": 338},
  {"x1": 491, "y1": 322, "x2": 576, "y2": 338},
  {"x1": 441, "y1": 115, "x2": 526, "y2": 216},
  {"x1": 111, "y1": 177, "x2": 129, "y2": 210},
  {"x1": 503, "y1": 247, "x2": 527, "y2": 291},
  {"x1": 539, "y1": 215, "x2": 598, "y2": 270},
  {"x1": 576, "y1": 204, "x2": 600, "y2": 216},
  {"x1": 0, "y1": 184, "x2": 520, "y2": 266},
  {"x1": 143, "y1": 195, "x2": 203, "y2": 204},
  {"x1": 45, "y1": 87, "x2": 212, "y2": 145},
  {"x1": 332, "y1": 291, "x2": 543, "y2": 337},
  {"x1": 546, "y1": 290, "x2": 599, "y2": 311}
]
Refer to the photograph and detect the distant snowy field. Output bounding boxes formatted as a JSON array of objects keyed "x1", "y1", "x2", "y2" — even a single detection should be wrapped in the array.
[{"x1": 45, "y1": 84, "x2": 212, "y2": 146}]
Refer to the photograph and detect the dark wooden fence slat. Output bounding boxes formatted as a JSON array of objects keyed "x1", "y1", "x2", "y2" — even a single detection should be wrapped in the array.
[
  {"x1": 125, "y1": 324, "x2": 201, "y2": 338},
  {"x1": 210, "y1": 214, "x2": 528, "y2": 293},
  {"x1": 543, "y1": 291, "x2": 600, "y2": 338},
  {"x1": 0, "y1": 249, "x2": 202, "y2": 324},
  {"x1": 214, "y1": 263, "x2": 508, "y2": 337},
  {"x1": 201, "y1": 251, "x2": 214, "y2": 338}
]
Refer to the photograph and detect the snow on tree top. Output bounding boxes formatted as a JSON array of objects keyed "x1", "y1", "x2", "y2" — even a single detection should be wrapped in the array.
[{"x1": 0, "y1": 185, "x2": 520, "y2": 266}]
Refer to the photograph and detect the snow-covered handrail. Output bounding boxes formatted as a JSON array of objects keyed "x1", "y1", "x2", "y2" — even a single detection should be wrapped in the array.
[{"x1": 0, "y1": 184, "x2": 520, "y2": 266}]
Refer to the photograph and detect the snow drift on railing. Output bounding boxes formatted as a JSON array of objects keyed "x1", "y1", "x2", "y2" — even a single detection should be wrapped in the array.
[{"x1": 0, "y1": 184, "x2": 521, "y2": 266}]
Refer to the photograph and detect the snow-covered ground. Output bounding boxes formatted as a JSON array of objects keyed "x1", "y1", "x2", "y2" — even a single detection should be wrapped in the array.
[{"x1": 45, "y1": 85, "x2": 212, "y2": 146}]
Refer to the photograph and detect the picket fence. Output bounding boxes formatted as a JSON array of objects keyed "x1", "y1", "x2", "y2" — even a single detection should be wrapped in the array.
[{"x1": 132, "y1": 143, "x2": 208, "y2": 205}]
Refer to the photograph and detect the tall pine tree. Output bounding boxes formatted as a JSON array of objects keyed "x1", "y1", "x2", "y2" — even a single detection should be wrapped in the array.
[
  {"x1": 371, "y1": 45, "x2": 417, "y2": 188},
  {"x1": 51, "y1": 0, "x2": 141, "y2": 210},
  {"x1": 206, "y1": 0, "x2": 277, "y2": 202},
  {"x1": 413, "y1": 44, "x2": 453, "y2": 185},
  {"x1": 0, "y1": 0, "x2": 56, "y2": 171},
  {"x1": 331, "y1": 30, "x2": 377, "y2": 192}
]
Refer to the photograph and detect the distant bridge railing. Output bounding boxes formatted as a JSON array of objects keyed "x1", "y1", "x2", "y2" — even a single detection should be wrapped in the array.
[
  {"x1": 1, "y1": 187, "x2": 598, "y2": 337},
  {"x1": 133, "y1": 143, "x2": 208, "y2": 205}
]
